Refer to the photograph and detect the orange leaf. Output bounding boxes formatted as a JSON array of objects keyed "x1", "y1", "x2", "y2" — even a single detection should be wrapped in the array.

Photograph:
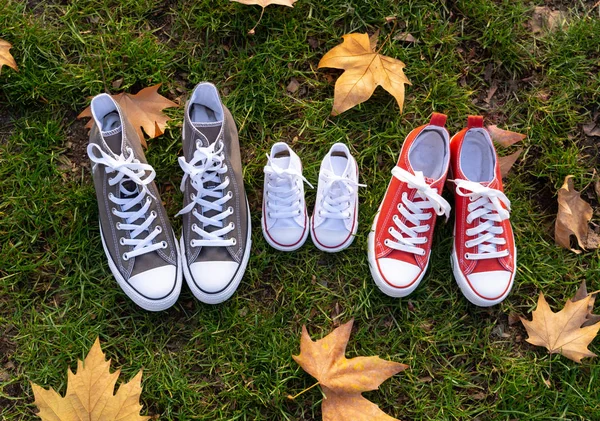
[
  {"x1": 292, "y1": 319, "x2": 406, "y2": 421},
  {"x1": 487, "y1": 125, "x2": 526, "y2": 148},
  {"x1": 0, "y1": 39, "x2": 18, "y2": 72},
  {"x1": 498, "y1": 148, "x2": 523, "y2": 178},
  {"x1": 520, "y1": 289, "x2": 600, "y2": 363},
  {"x1": 78, "y1": 84, "x2": 178, "y2": 148},
  {"x1": 31, "y1": 338, "x2": 150, "y2": 421},
  {"x1": 318, "y1": 33, "x2": 411, "y2": 116},
  {"x1": 555, "y1": 175, "x2": 599, "y2": 252}
]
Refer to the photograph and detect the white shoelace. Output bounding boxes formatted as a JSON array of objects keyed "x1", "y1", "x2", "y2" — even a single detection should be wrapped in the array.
[
  {"x1": 264, "y1": 154, "x2": 313, "y2": 219},
  {"x1": 177, "y1": 140, "x2": 235, "y2": 248},
  {"x1": 385, "y1": 167, "x2": 451, "y2": 256},
  {"x1": 453, "y1": 179, "x2": 511, "y2": 260},
  {"x1": 88, "y1": 144, "x2": 166, "y2": 261},
  {"x1": 317, "y1": 169, "x2": 365, "y2": 219}
]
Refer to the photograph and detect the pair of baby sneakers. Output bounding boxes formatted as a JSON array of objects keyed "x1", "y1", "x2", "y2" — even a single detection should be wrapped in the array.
[
  {"x1": 262, "y1": 143, "x2": 362, "y2": 252},
  {"x1": 87, "y1": 82, "x2": 251, "y2": 311},
  {"x1": 368, "y1": 113, "x2": 516, "y2": 307}
]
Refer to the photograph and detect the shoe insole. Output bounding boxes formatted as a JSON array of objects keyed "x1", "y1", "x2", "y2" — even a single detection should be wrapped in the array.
[
  {"x1": 408, "y1": 128, "x2": 447, "y2": 180},
  {"x1": 461, "y1": 131, "x2": 495, "y2": 182},
  {"x1": 102, "y1": 111, "x2": 122, "y2": 154},
  {"x1": 190, "y1": 104, "x2": 218, "y2": 123}
]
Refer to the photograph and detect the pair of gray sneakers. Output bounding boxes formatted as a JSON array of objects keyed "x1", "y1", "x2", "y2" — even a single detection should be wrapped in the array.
[{"x1": 87, "y1": 83, "x2": 251, "y2": 311}]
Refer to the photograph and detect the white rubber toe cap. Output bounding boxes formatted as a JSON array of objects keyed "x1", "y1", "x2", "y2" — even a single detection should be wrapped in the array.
[
  {"x1": 190, "y1": 261, "x2": 238, "y2": 293},
  {"x1": 128, "y1": 265, "x2": 178, "y2": 299},
  {"x1": 466, "y1": 271, "x2": 513, "y2": 301},
  {"x1": 312, "y1": 228, "x2": 351, "y2": 249},
  {"x1": 377, "y1": 258, "x2": 423, "y2": 289},
  {"x1": 265, "y1": 227, "x2": 306, "y2": 248}
]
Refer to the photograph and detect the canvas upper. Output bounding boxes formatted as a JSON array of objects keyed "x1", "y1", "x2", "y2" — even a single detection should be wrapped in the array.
[
  {"x1": 368, "y1": 113, "x2": 451, "y2": 297},
  {"x1": 449, "y1": 116, "x2": 516, "y2": 306},
  {"x1": 310, "y1": 143, "x2": 361, "y2": 252},
  {"x1": 87, "y1": 93, "x2": 180, "y2": 311},
  {"x1": 178, "y1": 82, "x2": 251, "y2": 304}
]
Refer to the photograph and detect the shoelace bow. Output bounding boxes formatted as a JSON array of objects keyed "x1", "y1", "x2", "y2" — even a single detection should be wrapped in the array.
[
  {"x1": 264, "y1": 154, "x2": 313, "y2": 219},
  {"x1": 177, "y1": 140, "x2": 234, "y2": 247},
  {"x1": 385, "y1": 167, "x2": 451, "y2": 256},
  {"x1": 452, "y1": 179, "x2": 511, "y2": 260},
  {"x1": 88, "y1": 144, "x2": 166, "y2": 261},
  {"x1": 317, "y1": 169, "x2": 365, "y2": 220}
]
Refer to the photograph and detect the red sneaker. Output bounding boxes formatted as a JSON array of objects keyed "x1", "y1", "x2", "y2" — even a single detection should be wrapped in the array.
[
  {"x1": 368, "y1": 113, "x2": 451, "y2": 297},
  {"x1": 449, "y1": 116, "x2": 516, "y2": 307}
]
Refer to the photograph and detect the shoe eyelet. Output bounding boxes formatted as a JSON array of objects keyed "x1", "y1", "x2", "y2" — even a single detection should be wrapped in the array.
[
  {"x1": 228, "y1": 191, "x2": 233, "y2": 198},
  {"x1": 228, "y1": 206, "x2": 234, "y2": 214},
  {"x1": 122, "y1": 253, "x2": 129, "y2": 261},
  {"x1": 116, "y1": 222, "x2": 121, "y2": 230},
  {"x1": 108, "y1": 192, "x2": 114, "y2": 199},
  {"x1": 192, "y1": 223, "x2": 198, "y2": 230},
  {"x1": 464, "y1": 253, "x2": 470, "y2": 260},
  {"x1": 190, "y1": 193, "x2": 196, "y2": 200},
  {"x1": 119, "y1": 237, "x2": 125, "y2": 245},
  {"x1": 231, "y1": 238, "x2": 237, "y2": 245},
  {"x1": 111, "y1": 207, "x2": 117, "y2": 215},
  {"x1": 190, "y1": 240, "x2": 196, "y2": 247},
  {"x1": 384, "y1": 239, "x2": 390, "y2": 246},
  {"x1": 146, "y1": 197, "x2": 152, "y2": 205},
  {"x1": 388, "y1": 227, "x2": 393, "y2": 234},
  {"x1": 150, "y1": 210, "x2": 157, "y2": 218},
  {"x1": 161, "y1": 241, "x2": 167, "y2": 248},
  {"x1": 156, "y1": 226, "x2": 162, "y2": 233},
  {"x1": 268, "y1": 212, "x2": 272, "y2": 218},
  {"x1": 229, "y1": 222, "x2": 235, "y2": 229}
]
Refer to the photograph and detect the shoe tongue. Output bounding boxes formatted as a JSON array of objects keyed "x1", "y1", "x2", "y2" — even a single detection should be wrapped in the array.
[{"x1": 192, "y1": 122, "x2": 222, "y2": 145}]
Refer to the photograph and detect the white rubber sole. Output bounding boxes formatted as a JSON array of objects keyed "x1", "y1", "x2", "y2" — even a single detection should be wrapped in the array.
[
  {"x1": 261, "y1": 214, "x2": 309, "y2": 252},
  {"x1": 450, "y1": 247, "x2": 517, "y2": 307},
  {"x1": 309, "y1": 214, "x2": 358, "y2": 253},
  {"x1": 367, "y1": 212, "x2": 428, "y2": 298},
  {"x1": 99, "y1": 225, "x2": 182, "y2": 312},
  {"x1": 182, "y1": 210, "x2": 252, "y2": 305}
]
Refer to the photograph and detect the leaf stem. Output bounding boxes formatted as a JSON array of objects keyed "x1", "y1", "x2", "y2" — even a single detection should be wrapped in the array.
[
  {"x1": 248, "y1": 6, "x2": 266, "y2": 35},
  {"x1": 287, "y1": 382, "x2": 320, "y2": 400},
  {"x1": 376, "y1": 19, "x2": 398, "y2": 54}
]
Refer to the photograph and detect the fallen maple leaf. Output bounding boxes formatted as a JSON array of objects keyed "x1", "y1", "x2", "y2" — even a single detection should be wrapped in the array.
[
  {"x1": 230, "y1": 0, "x2": 297, "y2": 34},
  {"x1": 318, "y1": 33, "x2": 411, "y2": 116},
  {"x1": 292, "y1": 319, "x2": 407, "y2": 421},
  {"x1": 555, "y1": 175, "x2": 600, "y2": 252},
  {"x1": 78, "y1": 84, "x2": 178, "y2": 148},
  {"x1": 571, "y1": 281, "x2": 600, "y2": 327},
  {"x1": 31, "y1": 337, "x2": 150, "y2": 421},
  {"x1": 487, "y1": 124, "x2": 526, "y2": 177},
  {"x1": 520, "y1": 285, "x2": 600, "y2": 363},
  {"x1": 0, "y1": 39, "x2": 18, "y2": 72}
]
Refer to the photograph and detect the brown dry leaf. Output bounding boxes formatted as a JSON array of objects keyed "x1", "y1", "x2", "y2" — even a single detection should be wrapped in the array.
[
  {"x1": 393, "y1": 32, "x2": 417, "y2": 43},
  {"x1": 531, "y1": 6, "x2": 567, "y2": 33},
  {"x1": 498, "y1": 148, "x2": 523, "y2": 178},
  {"x1": 520, "y1": 288, "x2": 600, "y2": 363},
  {"x1": 286, "y1": 77, "x2": 300, "y2": 94},
  {"x1": 0, "y1": 39, "x2": 18, "y2": 72},
  {"x1": 292, "y1": 319, "x2": 406, "y2": 421},
  {"x1": 487, "y1": 125, "x2": 526, "y2": 147},
  {"x1": 583, "y1": 112, "x2": 600, "y2": 137},
  {"x1": 318, "y1": 33, "x2": 411, "y2": 116},
  {"x1": 571, "y1": 280, "x2": 600, "y2": 327},
  {"x1": 555, "y1": 175, "x2": 600, "y2": 252},
  {"x1": 31, "y1": 338, "x2": 150, "y2": 421},
  {"x1": 78, "y1": 84, "x2": 177, "y2": 148}
]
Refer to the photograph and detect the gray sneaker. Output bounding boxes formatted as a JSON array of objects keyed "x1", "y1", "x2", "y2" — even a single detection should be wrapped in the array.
[
  {"x1": 87, "y1": 93, "x2": 182, "y2": 311},
  {"x1": 176, "y1": 82, "x2": 251, "y2": 304}
]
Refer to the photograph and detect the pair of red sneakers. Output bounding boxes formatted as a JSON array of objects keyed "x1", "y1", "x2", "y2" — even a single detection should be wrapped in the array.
[{"x1": 367, "y1": 113, "x2": 516, "y2": 307}]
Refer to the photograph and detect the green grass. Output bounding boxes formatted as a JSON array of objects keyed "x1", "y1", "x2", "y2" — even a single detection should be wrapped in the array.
[{"x1": 1, "y1": 0, "x2": 600, "y2": 419}]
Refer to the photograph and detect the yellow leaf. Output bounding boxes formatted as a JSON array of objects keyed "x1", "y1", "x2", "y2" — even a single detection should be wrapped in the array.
[
  {"x1": 78, "y1": 84, "x2": 178, "y2": 148},
  {"x1": 520, "y1": 289, "x2": 600, "y2": 363},
  {"x1": 292, "y1": 319, "x2": 406, "y2": 421},
  {"x1": 487, "y1": 125, "x2": 526, "y2": 148},
  {"x1": 0, "y1": 39, "x2": 18, "y2": 72},
  {"x1": 31, "y1": 338, "x2": 151, "y2": 421},
  {"x1": 318, "y1": 33, "x2": 411, "y2": 116}
]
